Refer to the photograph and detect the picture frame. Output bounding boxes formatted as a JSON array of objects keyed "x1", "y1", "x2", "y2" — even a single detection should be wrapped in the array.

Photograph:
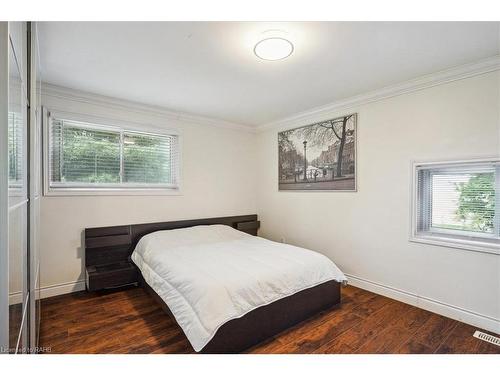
[{"x1": 278, "y1": 113, "x2": 357, "y2": 191}]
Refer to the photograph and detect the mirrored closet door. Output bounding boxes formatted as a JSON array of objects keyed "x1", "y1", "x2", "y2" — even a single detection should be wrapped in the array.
[
  {"x1": 8, "y1": 20, "x2": 29, "y2": 354},
  {"x1": 1, "y1": 21, "x2": 42, "y2": 354}
]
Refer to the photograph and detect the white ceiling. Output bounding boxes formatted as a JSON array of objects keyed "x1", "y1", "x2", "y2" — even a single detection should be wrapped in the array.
[{"x1": 38, "y1": 22, "x2": 499, "y2": 127}]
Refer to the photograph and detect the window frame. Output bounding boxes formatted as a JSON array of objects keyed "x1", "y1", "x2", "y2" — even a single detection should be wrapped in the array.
[
  {"x1": 410, "y1": 158, "x2": 500, "y2": 255},
  {"x1": 42, "y1": 109, "x2": 182, "y2": 196}
]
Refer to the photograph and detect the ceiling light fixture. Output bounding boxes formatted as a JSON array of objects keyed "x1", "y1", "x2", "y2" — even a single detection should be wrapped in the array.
[{"x1": 254, "y1": 35, "x2": 294, "y2": 61}]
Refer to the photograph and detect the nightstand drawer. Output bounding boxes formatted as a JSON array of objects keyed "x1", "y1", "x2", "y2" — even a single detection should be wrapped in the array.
[{"x1": 86, "y1": 262, "x2": 138, "y2": 291}]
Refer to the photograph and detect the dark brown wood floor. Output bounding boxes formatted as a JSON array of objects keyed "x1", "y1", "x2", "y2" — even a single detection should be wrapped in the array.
[{"x1": 39, "y1": 285, "x2": 500, "y2": 354}]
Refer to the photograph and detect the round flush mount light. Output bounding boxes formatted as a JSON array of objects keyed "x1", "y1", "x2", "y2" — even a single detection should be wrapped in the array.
[{"x1": 254, "y1": 37, "x2": 294, "y2": 61}]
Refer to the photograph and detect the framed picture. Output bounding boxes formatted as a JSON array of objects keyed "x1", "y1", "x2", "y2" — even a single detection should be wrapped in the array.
[{"x1": 278, "y1": 113, "x2": 357, "y2": 191}]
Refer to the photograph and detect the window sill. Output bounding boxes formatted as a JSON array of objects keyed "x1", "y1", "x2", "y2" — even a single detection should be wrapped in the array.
[
  {"x1": 410, "y1": 233, "x2": 500, "y2": 256},
  {"x1": 43, "y1": 187, "x2": 182, "y2": 197}
]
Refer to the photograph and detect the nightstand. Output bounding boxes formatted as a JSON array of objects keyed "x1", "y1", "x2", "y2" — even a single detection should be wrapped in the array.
[
  {"x1": 84, "y1": 225, "x2": 139, "y2": 292},
  {"x1": 86, "y1": 260, "x2": 138, "y2": 292}
]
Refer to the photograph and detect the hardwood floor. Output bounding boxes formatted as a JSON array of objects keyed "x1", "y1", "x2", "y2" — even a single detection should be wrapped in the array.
[{"x1": 39, "y1": 285, "x2": 499, "y2": 354}]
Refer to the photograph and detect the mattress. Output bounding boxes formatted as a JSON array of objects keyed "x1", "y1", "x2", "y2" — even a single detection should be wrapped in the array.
[{"x1": 131, "y1": 224, "x2": 347, "y2": 352}]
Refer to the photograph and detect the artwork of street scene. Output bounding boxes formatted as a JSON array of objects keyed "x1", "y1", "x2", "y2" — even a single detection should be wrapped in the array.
[{"x1": 278, "y1": 114, "x2": 356, "y2": 191}]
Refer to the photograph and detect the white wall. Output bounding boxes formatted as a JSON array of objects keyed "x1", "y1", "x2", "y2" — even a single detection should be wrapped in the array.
[
  {"x1": 256, "y1": 72, "x2": 500, "y2": 333},
  {"x1": 39, "y1": 87, "x2": 257, "y2": 295}
]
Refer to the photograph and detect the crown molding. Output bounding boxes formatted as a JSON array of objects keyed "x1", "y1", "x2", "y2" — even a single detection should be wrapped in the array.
[
  {"x1": 41, "y1": 83, "x2": 256, "y2": 133},
  {"x1": 257, "y1": 55, "x2": 500, "y2": 132}
]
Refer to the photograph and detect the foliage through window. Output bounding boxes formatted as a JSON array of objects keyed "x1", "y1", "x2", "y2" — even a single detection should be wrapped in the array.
[
  {"x1": 413, "y1": 160, "x2": 499, "y2": 253},
  {"x1": 48, "y1": 118, "x2": 179, "y2": 191}
]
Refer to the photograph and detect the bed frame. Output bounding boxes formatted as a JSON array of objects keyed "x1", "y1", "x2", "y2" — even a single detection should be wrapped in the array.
[{"x1": 84, "y1": 214, "x2": 341, "y2": 353}]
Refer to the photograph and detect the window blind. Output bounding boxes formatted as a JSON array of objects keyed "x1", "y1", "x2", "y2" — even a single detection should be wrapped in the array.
[
  {"x1": 50, "y1": 119, "x2": 121, "y2": 185},
  {"x1": 415, "y1": 161, "x2": 499, "y2": 242},
  {"x1": 8, "y1": 111, "x2": 24, "y2": 188},
  {"x1": 123, "y1": 132, "x2": 175, "y2": 185},
  {"x1": 49, "y1": 118, "x2": 179, "y2": 190}
]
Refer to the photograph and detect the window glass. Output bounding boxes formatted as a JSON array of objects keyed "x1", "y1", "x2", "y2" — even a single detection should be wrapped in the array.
[
  {"x1": 431, "y1": 171, "x2": 495, "y2": 234},
  {"x1": 123, "y1": 132, "x2": 172, "y2": 184},
  {"x1": 48, "y1": 118, "x2": 179, "y2": 191}
]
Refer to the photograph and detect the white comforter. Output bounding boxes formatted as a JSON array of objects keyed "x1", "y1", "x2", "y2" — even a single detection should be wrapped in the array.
[{"x1": 131, "y1": 224, "x2": 347, "y2": 352}]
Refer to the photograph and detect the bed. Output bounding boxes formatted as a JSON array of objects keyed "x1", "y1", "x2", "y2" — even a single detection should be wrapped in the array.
[{"x1": 84, "y1": 215, "x2": 346, "y2": 353}]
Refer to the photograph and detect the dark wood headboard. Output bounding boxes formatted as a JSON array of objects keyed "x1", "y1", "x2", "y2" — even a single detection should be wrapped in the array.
[{"x1": 84, "y1": 214, "x2": 260, "y2": 267}]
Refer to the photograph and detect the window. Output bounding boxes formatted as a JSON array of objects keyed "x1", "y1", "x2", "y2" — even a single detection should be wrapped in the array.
[
  {"x1": 412, "y1": 159, "x2": 499, "y2": 254},
  {"x1": 8, "y1": 111, "x2": 24, "y2": 190},
  {"x1": 46, "y1": 117, "x2": 179, "y2": 194}
]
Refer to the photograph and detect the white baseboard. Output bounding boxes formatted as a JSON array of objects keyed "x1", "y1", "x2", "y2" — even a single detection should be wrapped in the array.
[
  {"x1": 9, "y1": 279, "x2": 86, "y2": 305},
  {"x1": 345, "y1": 273, "x2": 500, "y2": 335},
  {"x1": 40, "y1": 279, "x2": 86, "y2": 299},
  {"x1": 8, "y1": 291, "x2": 22, "y2": 306}
]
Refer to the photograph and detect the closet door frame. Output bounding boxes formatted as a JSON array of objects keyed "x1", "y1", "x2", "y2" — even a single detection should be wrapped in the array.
[{"x1": 28, "y1": 21, "x2": 41, "y2": 350}]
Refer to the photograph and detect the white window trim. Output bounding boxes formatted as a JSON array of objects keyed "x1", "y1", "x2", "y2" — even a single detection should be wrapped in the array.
[
  {"x1": 409, "y1": 158, "x2": 500, "y2": 256},
  {"x1": 42, "y1": 108, "x2": 182, "y2": 196}
]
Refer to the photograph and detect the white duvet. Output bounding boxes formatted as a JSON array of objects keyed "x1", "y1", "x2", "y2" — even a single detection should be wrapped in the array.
[{"x1": 131, "y1": 224, "x2": 347, "y2": 352}]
